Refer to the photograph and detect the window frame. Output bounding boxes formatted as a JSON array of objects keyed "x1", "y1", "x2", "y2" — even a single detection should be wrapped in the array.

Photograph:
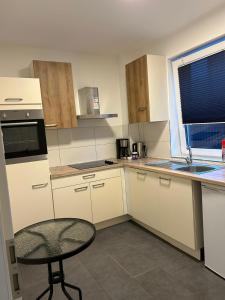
[{"x1": 171, "y1": 40, "x2": 225, "y2": 160}]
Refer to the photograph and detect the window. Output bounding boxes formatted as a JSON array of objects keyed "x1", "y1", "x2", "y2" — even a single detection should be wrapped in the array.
[{"x1": 171, "y1": 40, "x2": 225, "y2": 161}]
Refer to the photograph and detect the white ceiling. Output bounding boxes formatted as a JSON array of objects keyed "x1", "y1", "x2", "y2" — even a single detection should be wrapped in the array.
[{"x1": 0, "y1": 0, "x2": 225, "y2": 54}]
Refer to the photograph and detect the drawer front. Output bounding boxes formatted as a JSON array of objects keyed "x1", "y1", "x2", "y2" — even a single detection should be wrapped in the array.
[{"x1": 52, "y1": 168, "x2": 121, "y2": 189}]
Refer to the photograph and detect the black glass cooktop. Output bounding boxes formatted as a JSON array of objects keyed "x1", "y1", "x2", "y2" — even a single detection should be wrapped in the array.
[{"x1": 69, "y1": 160, "x2": 117, "y2": 170}]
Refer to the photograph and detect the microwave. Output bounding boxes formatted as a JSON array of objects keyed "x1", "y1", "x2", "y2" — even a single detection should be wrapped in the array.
[{"x1": 0, "y1": 110, "x2": 47, "y2": 160}]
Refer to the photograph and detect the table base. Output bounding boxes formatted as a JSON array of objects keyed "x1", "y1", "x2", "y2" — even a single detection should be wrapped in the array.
[{"x1": 36, "y1": 260, "x2": 82, "y2": 300}]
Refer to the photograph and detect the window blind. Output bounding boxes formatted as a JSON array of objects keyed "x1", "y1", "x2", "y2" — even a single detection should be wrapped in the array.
[{"x1": 178, "y1": 50, "x2": 225, "y2": 124}]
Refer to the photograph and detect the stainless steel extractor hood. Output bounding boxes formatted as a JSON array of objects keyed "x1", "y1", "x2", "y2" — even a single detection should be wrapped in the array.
[{"x1": 77, "y1": 87, "x2": 118, "y2": 120}]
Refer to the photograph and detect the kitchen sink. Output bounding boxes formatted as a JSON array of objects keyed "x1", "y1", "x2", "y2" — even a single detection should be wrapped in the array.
[
  {"x1": 176, "y1": 165, "x2": 217, "y2": 173},
  {"x1": 145, "y1": 160, "x2": 188, "y2": 170},
  {"x1": 145, "y1": 160, "x2": 222, "y2": 174}
]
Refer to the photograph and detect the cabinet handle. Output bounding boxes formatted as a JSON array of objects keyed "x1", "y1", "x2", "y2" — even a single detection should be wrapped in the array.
[
  {"x1": 12, "y1": 273, "x2": 20, "y2": 293},
  {"x1": 92, "y1": 183, "x2": 105, "y2": 189},
  {"x1": 137, "y1": 172, "x2": 146, "y2": 176},
  {"x1": 45, "y1": 124, "x2": 57, "y2": 128},
  {"x1": 159, "y1": 177, "x2": 171, "y2": 185},
  {"x1": 32, "y1": 183, "x2": 48, "y2": 189},
  {"x1": 4, "y1": 98, "x2": 23, "y2": 102},
  {"x1": 202, "y1": 185, "x2": 225, "y2": 193},
  {"x1": 83, "y1": 174, "x2": 95, "y2": 179},
  {"x1": 74, "y1": 186, "x2": 88, "y2": 192},
  {"x1": 138, "y1": 107, "x2": 146, "y2": 112}
]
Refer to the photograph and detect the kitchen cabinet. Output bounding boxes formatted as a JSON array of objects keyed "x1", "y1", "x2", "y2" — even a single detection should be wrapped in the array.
[
  {"x1": 158, "y1": 174, "x2": 197, "y2": 249},
  {"x1": 6, "y1": 160, "x2": 54, "y2": 233},
  {"x1": 51, "y1": 168, "x2": 125, "y2": 224},
  {"x1": 53, "y1": 183, "x2": 92, "y2": 222},
  {"x1": 127, "y1": 169, "x2": 161, "y2": 231},
  {"x1": 32, "y1": 60, "x2": 77, "y2": 128},
  {"x1": 91, "y1": 177, "x2": 124, "y2": 223},
  {"x1": 126, "y1": 168, "x2": 202, "y2": 250},
  {"x1": 126, "y1": 55, "x2": 168, "y2": 123},
  {"x1": 0, "y1": 77, "x2": 42, "y2": 108}
]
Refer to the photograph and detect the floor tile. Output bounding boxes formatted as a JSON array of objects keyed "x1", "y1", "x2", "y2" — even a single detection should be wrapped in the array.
[{"x1": 18, "y1": 221, "x2": 225, "y2": 300}]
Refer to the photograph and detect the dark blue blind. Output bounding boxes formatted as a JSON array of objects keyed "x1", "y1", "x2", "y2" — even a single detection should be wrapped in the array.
[{"x1": 178, "y1": 50, "x2": 225, "y2": 124}]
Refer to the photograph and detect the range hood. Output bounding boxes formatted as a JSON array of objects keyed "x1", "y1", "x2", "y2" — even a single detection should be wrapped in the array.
[{"x1": 77, "y1": 87, "x2": 118, "y2": 120}]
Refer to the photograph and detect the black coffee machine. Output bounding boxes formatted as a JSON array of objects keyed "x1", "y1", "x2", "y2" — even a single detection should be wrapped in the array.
[{"x1": 116, "y1": 139, "x2": 130, "y2": 159}]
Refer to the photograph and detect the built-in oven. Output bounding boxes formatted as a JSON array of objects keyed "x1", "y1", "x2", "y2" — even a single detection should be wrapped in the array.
[{"x1": 0, "y1": 110, "x2": 47, "y2": 161}]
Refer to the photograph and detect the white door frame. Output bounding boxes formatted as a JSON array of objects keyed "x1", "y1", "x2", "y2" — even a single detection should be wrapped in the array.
[{"x1": 0, "y1": 129, "x2": 21, "y2": 299}]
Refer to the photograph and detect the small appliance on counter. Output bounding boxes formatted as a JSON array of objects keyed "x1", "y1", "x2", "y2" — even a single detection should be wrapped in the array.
[
  {"x1": 132, "y1": 142, "x2": 147, "y2": 159},
  {"x1": 116, "y1": 139, "x2": 130, "y2": 159}
]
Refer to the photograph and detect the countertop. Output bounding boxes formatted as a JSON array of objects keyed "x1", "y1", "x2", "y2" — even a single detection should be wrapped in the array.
[{"x1": 50, "y1": 158, "x2": 225, "y2": 187}]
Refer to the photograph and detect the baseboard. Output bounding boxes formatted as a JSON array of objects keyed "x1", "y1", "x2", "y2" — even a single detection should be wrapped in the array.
[
  {"x1": 132, "y1": 218, "x2": 202, "y2": 260},
  {"x1": 95, "y1": 214, "x2": 131, "y2": 230}
]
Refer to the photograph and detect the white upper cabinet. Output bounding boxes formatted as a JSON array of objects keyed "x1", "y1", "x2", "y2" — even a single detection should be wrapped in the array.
[{"x1": 0, "y1": 77, "x2": 42, "y2": 108}]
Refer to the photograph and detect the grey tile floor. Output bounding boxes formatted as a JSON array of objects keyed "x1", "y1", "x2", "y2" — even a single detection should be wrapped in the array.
[{"x1": 19, "y1": 221, "x2": 225, "y2": 300}]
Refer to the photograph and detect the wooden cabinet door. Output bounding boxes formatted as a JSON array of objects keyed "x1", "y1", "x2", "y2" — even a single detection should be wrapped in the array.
[
  {"x1": 126, "y1": 55, "x2": 150, "y2": 123},
  {"x1": 6, "y1": 160, "x2": 54, "y2": 233},
  {"x1": 158, "y1": 175, "x2": 196, "y2": 249},
  {"x1": 53, "y1": 184, "x2": 92, "y2": 222},
  {"x1": 127, "y1": 169, "x2": 161, "y2": 231},
  {"x1": 91, "y1": 177, "x2": 124, "y2": 223},
  {"x1": 33, "y1": 60, "x2": 77, "y2": 128}
]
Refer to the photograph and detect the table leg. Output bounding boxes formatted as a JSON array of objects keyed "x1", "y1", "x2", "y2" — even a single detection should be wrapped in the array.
[
  {"x1": 59, "y1": 260, "x2": 82, "y2": 300},
  {"x1": 36, "y1": 287, "x2": 50, "y2": 300},
  {"x1": 36, "y1": 260, "x2": 82, "y2": 300},
  {"x1": 64, "y1": 282, "x2": 82, "y2": 300}
]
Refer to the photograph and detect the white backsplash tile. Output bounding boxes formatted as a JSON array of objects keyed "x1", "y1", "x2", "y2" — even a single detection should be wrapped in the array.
[
  {"x1": 60, "y1": 146, "x2": 97, "y2": 165},
  {"x1": 143, "y1": 121, "x2": 170, "y2": 142},
  {"x1": 48, "y1": 149, "x2": 61, "y2": 167},
  {"x1": 147, "y1": 141, "x2": 171, "y2": 159},
  {"x1": 95, "y1": 126, "x2": 123, "y2": 145},
  {"x1": 46, "y1": 122, "x2": 171, "y2": 166},
  {"x1": 128, "y1": 123, "x2": 140, "y2": 144},
  {"x1": 45, "y1": 129, "x2": 59, "y2": 150},
  {"x1": 96, "y1": 143, "x2": 116, "y2": 160},
  {"x1": 58, "y1": 127, "x2": 95, "y2": 148}
]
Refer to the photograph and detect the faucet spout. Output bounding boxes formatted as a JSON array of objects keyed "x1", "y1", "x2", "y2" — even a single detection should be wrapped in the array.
[{"x1": 185, "y1": 145, "x2": 192, "y2": 165}]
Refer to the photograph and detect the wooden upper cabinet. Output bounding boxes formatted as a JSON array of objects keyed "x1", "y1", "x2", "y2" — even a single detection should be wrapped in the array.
[
  {"x1": 32, "y1": 60, "x2": 77, "y2": 128},
  {"x1": 126, "y1": 55, "x2": 168, "y2": 123}
]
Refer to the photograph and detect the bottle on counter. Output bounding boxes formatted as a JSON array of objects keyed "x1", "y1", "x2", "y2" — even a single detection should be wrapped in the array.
[{"x1": 222, "y1": 140, "x2": 225, "y2": 162}]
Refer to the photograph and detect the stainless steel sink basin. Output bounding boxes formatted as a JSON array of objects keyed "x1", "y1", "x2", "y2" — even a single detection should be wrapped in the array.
[
  {"x1": 145, "y1": 160, "x2": 222, "y2": 174},
  {"x1": 176, "y1": 165, "x2": 217, "y2": 173}
]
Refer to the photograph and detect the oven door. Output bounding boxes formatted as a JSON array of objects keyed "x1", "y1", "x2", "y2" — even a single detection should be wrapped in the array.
[{"x1": 1, "y1": 119, "x2": 47, "y2": 159}]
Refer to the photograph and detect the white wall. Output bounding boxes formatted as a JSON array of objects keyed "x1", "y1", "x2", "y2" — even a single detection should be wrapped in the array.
[
  {"x1": 151, "y1": 7, "x2": 225, "y2": 58},
  {"x1": 0, "y1": 45, "x2": 128, "y2": 165},
  {"x1": 0, "y1": 45, "x2": 123, "y2": 125},
  {"x1": 118, "y1": 6, "x2": 225, "y2": 159}
]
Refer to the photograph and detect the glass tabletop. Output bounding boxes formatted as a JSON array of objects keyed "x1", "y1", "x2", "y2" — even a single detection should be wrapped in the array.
[{"x1": 14, "y1": 218, "x2": 96, "y2": 265}]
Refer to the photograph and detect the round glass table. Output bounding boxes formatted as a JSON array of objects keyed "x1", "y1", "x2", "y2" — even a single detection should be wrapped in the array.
[{"x1": 15, "y1": 218, "x2": 96, "y2": 300}]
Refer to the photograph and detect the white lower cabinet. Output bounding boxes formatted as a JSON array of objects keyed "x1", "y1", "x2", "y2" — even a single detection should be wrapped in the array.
[
  {"x1": 158, "y1": 174, "x2": 196, "y2": 249},
  {"x1": 127, "y1": 170, "x2": 161, "y2": 231},
  {"x1": 53, "y1": 184, "x2": 92, "y2": 222},
  {"x1": 91, "y1": 177, "x2": 124, "y2": 223},
  {"x1": 126, "y1": 168, "x2": 202, "y2": 250},
  {"x1": 52, "y1": 169, "x2": 125, "y2": 224},
  {"x1": 6, "y1": 160, "x2": 54, "y2": 233}
]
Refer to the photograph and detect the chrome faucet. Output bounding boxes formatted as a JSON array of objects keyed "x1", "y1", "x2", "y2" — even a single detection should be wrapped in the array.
[{"x1": 185, "y1": 145, "x2": 192, "y2": 165}]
